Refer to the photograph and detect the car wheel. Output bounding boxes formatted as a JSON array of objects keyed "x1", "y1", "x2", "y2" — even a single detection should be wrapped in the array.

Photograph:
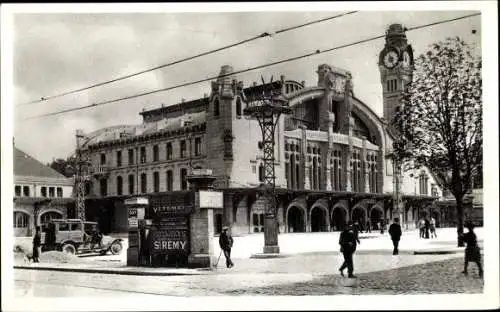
[
  {"x1": 61, "y1": 243, "x2": 76, "y2": 255},
  {"x1": 110, "y1": 241, "x2": 122, "y2": 255}
]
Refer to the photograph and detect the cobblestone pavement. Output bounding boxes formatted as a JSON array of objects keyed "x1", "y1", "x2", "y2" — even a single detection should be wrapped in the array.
[
  {"x1": 222, "y1": 257, "x2": 484, "y2": 296},
  {"x1": 13, "y1": 252, "x2": 480, "y2": 297}
]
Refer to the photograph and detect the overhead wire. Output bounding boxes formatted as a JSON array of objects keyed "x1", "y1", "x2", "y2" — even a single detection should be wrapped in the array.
[
  {"x1": 24, "y1": 12, "x2": 481, "y2": 121},
  {"x1": 18, "y1": 11, "x2": 358, "y2": 106}
]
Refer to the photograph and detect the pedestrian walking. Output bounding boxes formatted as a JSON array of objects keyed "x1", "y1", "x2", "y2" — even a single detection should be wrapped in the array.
[
  {"x1": 219, "y1": 226, "x2": 234, "y2": 268},
  {"x1": 366, "y1": 221, "x2": 371, "y2": 233},
  {"x1": 430, "y1": 217, "x2": 437, "y2": 238},
  {"x1": 388, "y1": 218, "x2": 402, "y2": 255},
  {"x1": 32, "y1": 226, "x2": 42, "y2": 263},
  {"x1": 424, "y1": 218, "x2": 430, "y2": 239},
  {"x1": 419, "y1": 219, "x2": 425, "y2": 238},
  {"x1": 339, "y1": 222, "x2": 360, "y2": 278},
  {"x1": 353, "y1": 221, "x2": 361, "y2": 240},
  {"x1": 460, "y1": 222, "x2": 483, "y2": 277},
  {"x1": 380, "y1": 220, "x2": 385, "y2": 234}
]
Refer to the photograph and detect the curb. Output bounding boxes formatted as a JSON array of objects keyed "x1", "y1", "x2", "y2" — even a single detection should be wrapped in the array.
[
  {"x1": 250, "y1": 253, "x2": 291, "y2": 259},
  {"x1": 13, "y1": 265, "x2": 209, "y2": 276},
  {"x1": 413, "y1": 250, "x2": 461, "y2": 255}
]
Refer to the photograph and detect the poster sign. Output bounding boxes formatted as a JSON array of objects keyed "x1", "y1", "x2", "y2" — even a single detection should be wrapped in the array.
[
  {"x1": 128, "y1": 207, "x2": 137, "y2": 218},
  {"x1": 128, "y1": 231, "x2": 139, "y2": 247},
  {"x1": 150, "y1": 229, "x2": 189, "y2": 254},
  {"x1": 197, "y1": 190, "x2": 223, "y2": 208},
  {"x1": 128, "y1": 218, "x2": 138, "y2": 228},
  {"x1": 149, "y1": 193, "x2": 194, "y2": 219}
]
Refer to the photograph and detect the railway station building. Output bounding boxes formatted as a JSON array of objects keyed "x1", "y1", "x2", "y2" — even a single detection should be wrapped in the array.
[{"x1": 79, "y1": 24, "x2": 445, "y2": 235}]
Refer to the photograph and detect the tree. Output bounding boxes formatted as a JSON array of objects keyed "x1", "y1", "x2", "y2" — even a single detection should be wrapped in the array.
[
  {"x1": 393, "y1": 37, "x2": 482, "y2": 247},
  {"x1": 49, "y1": 156, "x2": 77, "y2": 178}
]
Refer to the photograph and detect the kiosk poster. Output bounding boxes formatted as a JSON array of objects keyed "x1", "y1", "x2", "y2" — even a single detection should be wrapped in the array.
[{"x1": 149, "y1": 228, "x2": 189, "y2": 254}]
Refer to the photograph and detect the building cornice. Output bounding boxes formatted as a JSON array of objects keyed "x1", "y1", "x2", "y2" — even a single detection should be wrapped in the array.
[{"x1": 87, "y1": 122, "x2": 206, "y2": 151}]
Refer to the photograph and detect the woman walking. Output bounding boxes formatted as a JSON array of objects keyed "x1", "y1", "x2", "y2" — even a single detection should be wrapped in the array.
[{"x1": 461, "y1": 221, "x2": 483, "y2": 277}]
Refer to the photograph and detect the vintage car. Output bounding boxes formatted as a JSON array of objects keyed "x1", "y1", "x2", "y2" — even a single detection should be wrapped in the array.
[{"x1": 41, "y1": 219, "x2": 123, "y2": 256}]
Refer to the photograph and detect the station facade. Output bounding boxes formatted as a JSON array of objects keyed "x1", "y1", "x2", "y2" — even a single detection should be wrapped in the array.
[{"x1": 80, "y1": 24, "x2": 443, "y2": 235}]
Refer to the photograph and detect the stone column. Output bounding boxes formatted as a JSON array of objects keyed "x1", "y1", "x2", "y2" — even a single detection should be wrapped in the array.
[
  {"x1": 187, "y1": 171, "x2": 223, "y2": 268},
  {"x1": 300, "y1": 125, "x2": 308, "y2": 190},
  {"x1": 325, "y1": 156, "x2": 333, "y2": 191},
  {"x1": 188, "y1": 203, "x2": 221, "y2": 267},
  {"x1": 326, "y1": 111, "x2": 335, "y2": 192},
  {"x1": 304, "y1": 165, "x2": 311, "y2": 190},
  {"x1": 345, "y1": 147, "x2": 352, "y2": 192},
  {"x1": 362, "y1": 139, "x2": 369, "y2": 193}
]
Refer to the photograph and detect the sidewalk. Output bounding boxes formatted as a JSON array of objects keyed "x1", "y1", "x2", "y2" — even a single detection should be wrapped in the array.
[{"x1": 13, "y1": 227, "x2": 482, "y2": 276}]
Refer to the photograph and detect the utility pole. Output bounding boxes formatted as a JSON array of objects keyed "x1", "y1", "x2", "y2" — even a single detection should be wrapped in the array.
[
  {"x1": 243, "y1": 76, "x2": 291, "y2": 254},
  {"x1": 393, "y1": 156, "x2": 404, "y2": 229},
  {"x1": 75, "y1": 130, "x2": 88, "y2": 221}
]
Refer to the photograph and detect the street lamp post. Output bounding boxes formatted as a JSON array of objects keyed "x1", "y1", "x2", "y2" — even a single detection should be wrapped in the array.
[{"x1": 243, "y1": 76, "x2": 291, "y2": 254}]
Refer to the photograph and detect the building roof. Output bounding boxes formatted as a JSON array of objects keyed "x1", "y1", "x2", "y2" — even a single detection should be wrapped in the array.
[{"x1": 14, "y1": 147, "x2": 69, "y2": 180}]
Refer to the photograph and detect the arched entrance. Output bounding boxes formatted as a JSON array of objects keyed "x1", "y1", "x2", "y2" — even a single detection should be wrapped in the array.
[
  {"x1": 331, "y1": 205, "x2": 348, "y2": 231},
  {"x1": 287, "y1": 206, "x2": 306, "y2": 233},
  {"x1": 40, "y1": 211, "x2": 63, "y2": 226},
  {"x1": 369, "y1": 206, "x2": 384, "y2": 230},
  {"x1": 310, "y1": 206, "x2": 328, "y2": 232},
  {"x1": 351, "y1": 206, "x2": 366, "y2": 228}
]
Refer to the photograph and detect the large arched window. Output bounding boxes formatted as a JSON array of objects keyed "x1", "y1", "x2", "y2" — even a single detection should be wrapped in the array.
[
  {"x1": 116, "y1": 176, "x2": 123, "y2": 195},
  {"x1": 41, "y1": 211, "x2": 62, "y2": 225},
  {"x1": 13, "y1": 211, "x2": 29, "y2": 228}
]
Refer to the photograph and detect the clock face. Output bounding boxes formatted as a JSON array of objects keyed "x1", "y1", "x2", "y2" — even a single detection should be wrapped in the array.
[
  {"x1": 383, "y1": 50, "x2": 399, "y2": 69},
  {"x1": 402, "y1": 51, "x2": 411, "y2": 67}
]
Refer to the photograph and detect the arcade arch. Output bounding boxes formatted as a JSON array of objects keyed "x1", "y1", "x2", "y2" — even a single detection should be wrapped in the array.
[
  {"x1": 368, "y1": 205, "x2": 384, "y2": 229},
  {"x1": 351, "y1": 205, "x2": 367, "y2": 227},
  {"x1": 286, "y1": 200, "x2": 307, "y2": 233},
  {"x1": 331, "y1": 204, "x2": 348, "y2": 231},
  {"x1": 40, "y1": 210, "x2": 63, "y2": 225},
  {"x1": 310, "y1": 201, "x2": 330, "y2": 232}
]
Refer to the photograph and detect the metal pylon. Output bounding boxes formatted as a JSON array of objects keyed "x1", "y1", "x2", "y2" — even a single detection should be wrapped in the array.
[{"x1": 243, "y1": 76, "x2": 291, "y2": 253}]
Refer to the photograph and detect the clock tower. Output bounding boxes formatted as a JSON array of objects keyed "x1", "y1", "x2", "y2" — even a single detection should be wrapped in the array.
[{"x1": 379, "y1": 24, "x2": 414, "y2": 127}]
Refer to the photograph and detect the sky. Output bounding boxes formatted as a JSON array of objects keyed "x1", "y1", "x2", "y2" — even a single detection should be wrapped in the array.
[{"x1": 7, "y1": 6, "x2": 484, "y2": 164}]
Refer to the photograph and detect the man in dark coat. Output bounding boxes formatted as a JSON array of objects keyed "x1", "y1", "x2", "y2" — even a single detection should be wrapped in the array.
[
  {"x1": 32, "y1": 226, "x2": 42, "y2": 263},
  {"x1": 339, "y1": 222, "x2": 360, "y2": 278},
  {"x1": 388, "y1": 218, "x2": 402, "y2": 255},
  {"x1": 424, "y1": 218, "x2": 430, "y2": 239},
  {"x1": 219, "y1": 226, "x2": 234, "y2": 268}
]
